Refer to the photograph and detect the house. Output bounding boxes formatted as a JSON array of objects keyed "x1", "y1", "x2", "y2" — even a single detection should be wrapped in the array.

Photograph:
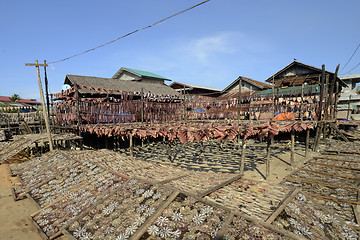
[
  {"x1": 169, "y1": 81, "x2": 222, "y2": 99},
  {"x1": 0, "y1": 96, "x2": 41, "y2": 112},
  {"x1": 221, "y1": 76, "x2": 271, "y2": 98},
  {"x1": 112, "y1": 67, "x2": 171, "y2": 84},
  {"x1": 338, "y1": 74, "x2": 360, "y2": 119},
  {"x1": 265, "y1": 60, "x2": 346, "y2": 88},
  {"x1": 57, "y1": 75, "x2": 179, "y2": 101}
]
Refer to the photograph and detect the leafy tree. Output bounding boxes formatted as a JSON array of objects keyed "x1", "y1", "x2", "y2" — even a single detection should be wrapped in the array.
[
  {"x1": 9, "y1": 93, "x2": 20, "y2": 102},
  {"x1": 357, "y1": 86, "x2": 360, "y2": 94}
]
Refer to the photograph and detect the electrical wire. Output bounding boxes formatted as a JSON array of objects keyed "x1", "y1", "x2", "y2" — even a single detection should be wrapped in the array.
[
  {"x1": 48, "y1": 0, "x2": 210, "y2": 64},
  {"x1": 342, "y1": 61, "x2": 360, "y2": 75},
  {"x1": 340, "y1": 42, "x2": 360, "y2": 73}
]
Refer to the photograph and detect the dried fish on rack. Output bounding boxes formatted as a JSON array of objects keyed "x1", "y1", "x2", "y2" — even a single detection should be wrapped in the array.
[
  {"x1": 63, "y1": 178, "x2": 174, "y2": 240},
  {"x1": 30, "y1": 172, "x2": 127, "y2": 239},
  {"x1": 205, "y1": 178, "x2": 292, "y2": 221},
  {"x1": 273, "y1": 192, "x2": 358, "y2": 240},
  {"x1": 139, "y1": 192, "x2": 230, "y2": 239},
  {"x1": 12, "y1": 152, "x2": 78, "y2": 200},
  {"x1": 165, "y1": 171, "x2": 236, "y2": 195},
  {"x1": 28, "y1": 161, "x2": 105, "y2": 208}
]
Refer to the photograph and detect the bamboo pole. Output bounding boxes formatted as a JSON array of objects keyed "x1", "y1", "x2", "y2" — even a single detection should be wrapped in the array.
[
  {"x1": 141, "y1": 88, "x2": 144, "y2": 124},
  {"x1": 272, "y1": 76, "x2": 275, "y2": 116}
]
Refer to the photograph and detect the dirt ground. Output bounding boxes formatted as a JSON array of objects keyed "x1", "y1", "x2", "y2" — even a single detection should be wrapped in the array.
[
  {"x1": 0, "y1": 142, "x2": 310, "y2": 240},
  {"x1": 0, "y1": 163, "x2": 41, "y2": 240}
]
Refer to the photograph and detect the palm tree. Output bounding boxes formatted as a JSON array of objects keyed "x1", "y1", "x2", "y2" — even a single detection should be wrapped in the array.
[{"x1": 9, "y1": 94, "x2": 20, "y2": 103}]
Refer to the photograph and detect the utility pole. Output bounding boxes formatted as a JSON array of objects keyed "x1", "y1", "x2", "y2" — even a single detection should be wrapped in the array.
[{"x1": 25, "y1": 60, "x2": 54, "y2": 151}]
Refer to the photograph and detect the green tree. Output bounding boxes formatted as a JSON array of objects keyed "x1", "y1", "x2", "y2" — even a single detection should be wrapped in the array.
[
  {"x1": 9, "y1": 93, "x2": 20, "y2": 103},
  {"x1": 357, "y1": 86, "x2": 360, "y2": 94}
]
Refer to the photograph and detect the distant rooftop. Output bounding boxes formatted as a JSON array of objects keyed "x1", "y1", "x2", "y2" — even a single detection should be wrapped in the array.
[{"x1": 112, "y1": 67, "x2": 171, "y2": 81}]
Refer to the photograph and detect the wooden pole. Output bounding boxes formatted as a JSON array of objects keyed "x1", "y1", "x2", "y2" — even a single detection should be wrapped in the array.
[
  {"x1": 239, "y1": 139, "x2": 246, "y2": 174},
  {"x1": 272, "y1": 76, "x2": 275, "y2": 117},
  {"x1": 290, "y1": 129, "x2": 295, "y2": 166},
  {"x1": 43, "y1": 60, "x2": 50, "y2": 119},
  {"x1": 168, "y1": 141, "x2": 172, "y2": 161},
  {"x1": 141, "y1": 88, "x2": 144, "y2": 123},
  {"x1": 347, "y1": 95, "x2": 351, "y2": 120},
  {"x1": 238, "y1": 77, "x2": 242, "y2": 123},
  {"x1": 334, "y1": 80, "x2": 339, "y2": 120},
  {"x1": 25, "y1": 60, "x2": 53, "y2": 151},
  {"x1": 328, "y1": 64, "x2": 339, "y2": 120},
  {"x1": 74, "y1": 84, "x2": 81, "y2": 125},
  {"x1": 266, "y1": 134, "x2": 271, "y2": 180},
  {"x1": 305, "y1": 128, "x2": 310, "y2": 157},
  {"x1": 129, "y1": 131, "x2": 133, "y2": 158},
  {"x1": 318, "y1": 65, "x2": 326, "y2": 120},
  {"x1": 301, "y1": 83, "x2": 304, "y2": 121}
]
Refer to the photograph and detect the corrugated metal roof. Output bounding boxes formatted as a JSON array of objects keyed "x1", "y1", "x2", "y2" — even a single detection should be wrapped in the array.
[
  {"x1": 169, "y1": 81, "x2": 222, "y2": 92},
  {"x1": 254, "y1": 84, "x2": 319, "y2": 96},
  {"x1": 64, "y1": 75, "x2": 179, "y2": 96},
  {"x1": 223, "y1": 76, "x2": 271, "y2": 93},
  {"x1": 112, "y1": 67, "x2": 171, "y2": 81}
]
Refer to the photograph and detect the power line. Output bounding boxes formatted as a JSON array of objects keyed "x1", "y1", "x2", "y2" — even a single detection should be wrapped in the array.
[
  {"x1": 343, "y1": 61, "x2": 360, "y2": 75},
  {"x1": 340, "y1": 42, "x2": 360, "y2": 73},
  {"x1": 49, "y1": 0, "x2": 210, "y2": 64}
]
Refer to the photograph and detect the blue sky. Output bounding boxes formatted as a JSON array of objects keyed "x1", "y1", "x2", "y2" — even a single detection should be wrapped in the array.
[{"x1": 1, "y1": 0, "x2": 360, "y2": 100}]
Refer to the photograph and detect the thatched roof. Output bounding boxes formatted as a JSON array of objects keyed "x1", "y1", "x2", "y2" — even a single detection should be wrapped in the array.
[{"x1": 64, "y1": 75, "x2": 179, "y2": 96}]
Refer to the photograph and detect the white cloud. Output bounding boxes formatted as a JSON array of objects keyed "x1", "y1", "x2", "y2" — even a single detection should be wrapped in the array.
[{"x1": 184, "y1": 32, "x2": 242, "y2": 62}]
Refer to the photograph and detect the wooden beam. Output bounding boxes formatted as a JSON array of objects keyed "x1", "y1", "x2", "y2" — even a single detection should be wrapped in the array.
[
  {"x1": 285, "y1": 176, "x2": 359, "y2": 191},
  {"x1": 265, "y1": 188, "x2": 301, "y2": 224},
  {"x1": 299, "y1": 167, "x2": 360, "y2": 181},
  {"x1": 290, "y1": 129, "x2": 295, "y2": 166},
  {"x1": 307, "y1": 161, "x2": 360, "y2": 171},
  {"x1": 25, "y1": 63, "x2": 48, "y2": 67}
]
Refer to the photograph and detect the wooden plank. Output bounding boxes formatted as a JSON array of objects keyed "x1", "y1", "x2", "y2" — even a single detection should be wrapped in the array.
[
  {"x1": 131, "y1": 191, "x2": 179, "y2": 240},
  {"x1": 199, "y1": 174, "x2": 243, "y2": 197},
  {"x1": 28, "y1": 216, "x2": 50, "y2": 240},
  {"x1": 285, "y1": 176, "x2": 359, "y2": 191},
  {"x1": 330, "y1": 122, "x2": 349, "y2": 142},
  {"x1": 25, "y1": 63, "x2": 48, "y2": 67},
  {"x1": 314, "y1": 156, "x2": 360, "y2": 163},
  {"x1": 265, "y1": 187, "x2": 301, "y2": 224},
  {"x1": 299, "y1": 167, "x2": 360, "y2": 181},
  {"x1": 307, "y1": 161, "x2": 360, "y2": 171},
  {"x1": 305, "y1": 193, "x2": 359, "y2": 205},
  {"x1": 215, "y1": 212, "x2": 235, "y2": 239}
]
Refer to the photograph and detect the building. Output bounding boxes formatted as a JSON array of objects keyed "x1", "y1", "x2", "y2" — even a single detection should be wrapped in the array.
[
  {"x1": 59, "y1": 75, "x2": 179, "y2": 101},
  {"x1": 169, "y1": 81, "x2": 222, "y2": 99},
  {"x1": 221, "y1": 76, "x2": 271, "y2": 98},
  {"x1": 112, "y1": 67, "x2": 171, "y2": 84},
  {"x1": 265, "y1": 61, "x2": 345, "y2": 88},
  {"x1": 338, "y1": 74, "x2": 360, "y2": 119},
  {"x1": 0, "y1": 96, "x2": 41, "y2": 112}
]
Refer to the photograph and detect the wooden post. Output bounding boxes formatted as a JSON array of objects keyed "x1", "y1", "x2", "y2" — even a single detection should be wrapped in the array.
[
  {"x1": 305, "y1": 128, "x2": 310, "y2": 157},
  {"x1": 183, "y1": 87, "x2": 187, "y2": 121},
  {"x1": 272, "y1": 76, "x2": 275, "y2": 117},
  {"x1": 347, "y1": 95, "x2": 351, "y2": 120},
  {"x1": 25, "y1": 60, "x2": 53, "y2": 151},
  {"x1": 129, "y1": 131, "x2": 133, "y2": 158},
  {"x1": 301, "y1": 83, "x2": 304, "y2": 121},
  {"x1": 290, "y1": 129, "x2": 295, "y2": 166},
  {"x1": 334, "y1": 80, "x2": 339, "y2": 120},
  {"x1": 74, "y1": 84, "x2": 81, "y2": 125},
  {"x1": 328, "y1": 64, "x2": 339, "y2": 120},
  {"x1": 168, "y1": 141, "x2": 172, "y2": 161},
  {"x1": 141, "y1": 88, "x2": 144, "y2": 124},
  {"x1": 239, "y1": 139, "x2": 246, "y2": 174},
  {"x1": 318, "y1": 65, "x2": 326, "y2": 120},
  {"x1": 266, "y1": 134, "x2": 271, "y2": 180},
  {"x1": 238, "y1": 77, "x2": 242, "y2": 123},
  {"x1": 43, "y1": 60, "x2": 50, "y2": 119}
]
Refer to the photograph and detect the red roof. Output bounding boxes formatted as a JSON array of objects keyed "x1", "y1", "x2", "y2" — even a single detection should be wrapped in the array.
[{"x1": 0, "y1": 96, "x2": 41, "y2": 104}]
